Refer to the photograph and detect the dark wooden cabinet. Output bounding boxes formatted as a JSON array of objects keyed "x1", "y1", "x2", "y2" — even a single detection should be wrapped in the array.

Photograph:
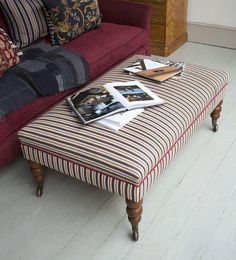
[{"x1": 129, "y1": 0, "x2": 188, "y2": 56}]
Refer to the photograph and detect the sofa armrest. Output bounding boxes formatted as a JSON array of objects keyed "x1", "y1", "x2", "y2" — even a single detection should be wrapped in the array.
[{"x1": 98, "y1": 0, "x2": 152, "y2": 32}]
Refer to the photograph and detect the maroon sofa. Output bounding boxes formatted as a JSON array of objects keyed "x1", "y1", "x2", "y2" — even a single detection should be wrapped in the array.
[{"x1": 0, "y1": 0, "x2": 151, "y2": 168}]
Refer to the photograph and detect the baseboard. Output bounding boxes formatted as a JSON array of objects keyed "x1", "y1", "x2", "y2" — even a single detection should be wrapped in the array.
[{"x1": 187, "y1": 22, "x2": 236, "y2": 49}]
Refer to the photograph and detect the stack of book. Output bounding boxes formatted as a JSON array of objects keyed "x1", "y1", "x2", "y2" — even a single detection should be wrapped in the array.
[{"x1": 66, "y1": 80, "x2": 165, "y2": 131}]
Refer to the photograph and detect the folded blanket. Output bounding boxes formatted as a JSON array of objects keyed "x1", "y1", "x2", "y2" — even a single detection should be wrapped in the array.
[{"x1": 0, "y1": 42, "x2": 89, "y2": 117}]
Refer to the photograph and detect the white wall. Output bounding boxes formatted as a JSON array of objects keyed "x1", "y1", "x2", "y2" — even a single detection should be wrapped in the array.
[{"x1": 188, "y1": 0, "x2": 236, "y2": 28}]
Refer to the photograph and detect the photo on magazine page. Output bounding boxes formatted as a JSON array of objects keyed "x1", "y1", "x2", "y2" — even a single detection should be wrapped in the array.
[
  {"x1": 69, "y1": 87, "x2": 125, "y2": 123},
  {"x1": 113, "y1": 84, "x2": 153, "y2": 102},
  {"x1": 105, "y1": 80, "x2": 165, "y2": 110}
]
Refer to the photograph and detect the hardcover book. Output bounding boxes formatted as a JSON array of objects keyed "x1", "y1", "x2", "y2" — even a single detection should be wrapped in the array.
[{"x1": 136, "y1": 66, "x2": 182, "y2": 82}]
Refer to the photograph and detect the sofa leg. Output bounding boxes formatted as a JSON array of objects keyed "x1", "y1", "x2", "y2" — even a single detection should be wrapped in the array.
[
  {"x1": 210, "y1": 100, "x2": 223, "y2": 132},
  {"x1": 29, "y1": 161, "x2": 45, "y2": 197},
  {"x1": 126, "y1": 198, "x2": 143, "y2": 241}
]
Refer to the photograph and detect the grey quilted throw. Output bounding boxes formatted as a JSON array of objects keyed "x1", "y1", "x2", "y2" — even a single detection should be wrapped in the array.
[{"x1": 0, "y1": 42, "x2": 88, "y2": 117}]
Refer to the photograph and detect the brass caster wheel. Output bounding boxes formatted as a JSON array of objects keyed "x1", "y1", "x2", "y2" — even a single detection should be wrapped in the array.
[
  {"x1": 132, "y1": 229, "x2": 139, "y2": 241},
  {"x1": 131, "y1": 225, "x2": 139, "y2": 241},
  {"x1": 212, "y1": 120, "x2": 218, "y2": 132},
  {"x1": 36, "y1": 185, "x2": 43, "y2": 197}
]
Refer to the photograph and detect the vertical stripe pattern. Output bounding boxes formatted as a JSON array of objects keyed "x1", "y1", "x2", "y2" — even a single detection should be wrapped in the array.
[
  {"x1": 0, "y1": 0, "x2": 48, "y2": 48},
  {"x1": 18, "y1": 55, "x2": 229, "y2": 202}
]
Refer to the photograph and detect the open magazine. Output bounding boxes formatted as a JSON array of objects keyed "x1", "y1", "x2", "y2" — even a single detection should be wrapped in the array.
[
  {"x1": 66, "y1": 80, "x2": 165, "y2": 124},
  {"x1": 124, "y1": 58, "x2": 185, "y2": 82}
]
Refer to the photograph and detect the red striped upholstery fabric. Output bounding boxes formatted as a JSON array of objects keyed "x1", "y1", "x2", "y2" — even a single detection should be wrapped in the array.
[{"x1": 18, "y1": 55, "x2": 229, "y2": 202}]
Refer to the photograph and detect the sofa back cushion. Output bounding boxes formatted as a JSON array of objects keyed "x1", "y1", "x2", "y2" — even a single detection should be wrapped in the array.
[
  {"x1": 42, "y1": 0, "x2": 101, "y2": 46},
  {"x1": 0, "y1": 28, "x2": 21, "y2": 77},
  {"x1": 0, "y1": 0, "x2": 48, "y2": 49},
  {"x1": 0, "y1": 10, "x2": 7, "y2": 32}
]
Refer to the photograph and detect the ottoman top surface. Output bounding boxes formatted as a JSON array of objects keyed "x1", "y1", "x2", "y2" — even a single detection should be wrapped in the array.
[{"x1": 18, "y1": 55, "x2": 228, "y2": 186}]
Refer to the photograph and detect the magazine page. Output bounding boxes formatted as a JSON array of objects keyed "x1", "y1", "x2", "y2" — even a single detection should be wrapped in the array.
[
  {"x1": 96, "y1": 108, "x2": 144, "y2": 131},
  {"x1": 67, "y1": 86, "x2": 126, "y2": 124},
  {"x1": 104, "y1": 80, "x2": 165, "y2": 110}
]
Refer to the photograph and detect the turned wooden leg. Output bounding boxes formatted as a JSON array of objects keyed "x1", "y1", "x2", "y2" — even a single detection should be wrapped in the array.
[
  {"x1": 210, "y1": 100, "x2": 223, "y2": 132},
  {"x1": 126, "y1": 198, "x2": 143, "y2": 241},
  {"x1": 29, "y1": 161, "x2": 45, "y2": 197}
]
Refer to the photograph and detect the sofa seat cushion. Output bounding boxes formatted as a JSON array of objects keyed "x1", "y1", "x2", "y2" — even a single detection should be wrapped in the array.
[{"x1": 63, "y1": 22, "x2": 148, "y2": 79}]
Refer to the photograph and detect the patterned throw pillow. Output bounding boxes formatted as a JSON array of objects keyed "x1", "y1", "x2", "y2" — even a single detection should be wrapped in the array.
[
  {"x1": 0, "y1": 0, "x2": 48, "y2": 49},
  {"x1": 0, "y1": 28, "x2": 21, "y2": 77},
  {"x1": 42, "y1": 0, "x2": 101, "y2": 46}
]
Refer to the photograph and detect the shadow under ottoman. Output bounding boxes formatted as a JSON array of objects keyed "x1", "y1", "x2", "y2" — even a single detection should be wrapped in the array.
[{"x1": 17, "y1": 55, "x2": 229, "y2": 241}]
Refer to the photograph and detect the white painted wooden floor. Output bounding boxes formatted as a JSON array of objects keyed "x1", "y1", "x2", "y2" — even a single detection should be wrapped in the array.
[{"x1": 1, "y1": 42, "x2": 236, "y2": 260}]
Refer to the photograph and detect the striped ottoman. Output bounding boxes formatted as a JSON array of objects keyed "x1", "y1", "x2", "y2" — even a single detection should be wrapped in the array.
[{"x1": 18, "y1": 55, "x2": 228, "y2": 241}]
